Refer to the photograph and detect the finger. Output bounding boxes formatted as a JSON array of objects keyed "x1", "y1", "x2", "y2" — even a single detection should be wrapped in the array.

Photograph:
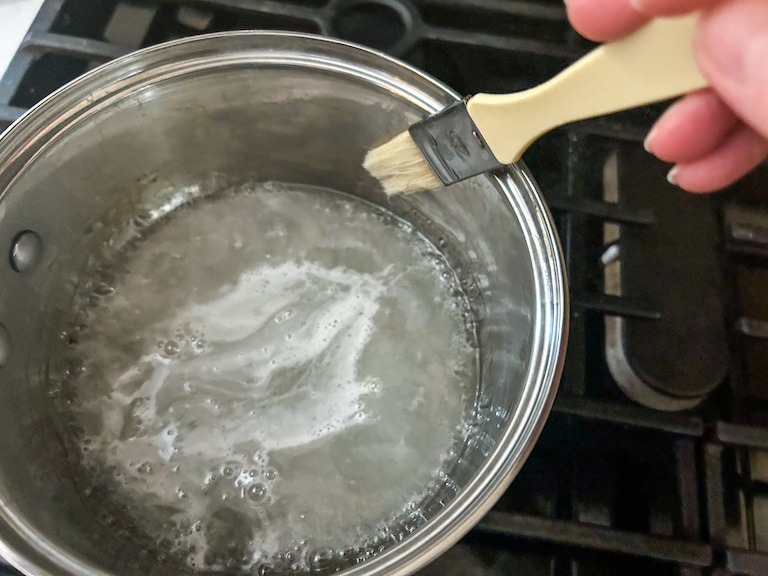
[
  {"x1": 566, "y1": 0, "x2": 648, "y2": 42},
  {"x1": 668, "y1": 123, "x2": 768, "y2": 193},
  {"x1": 644, "y1": 89, "x2": 739, "y2": 163},
  {"x1": 630, "y1": 0, "x2": 720, "y2": 17},
  {"x1": 695, "y1": 0, "x2": 768, "y2": 140}
]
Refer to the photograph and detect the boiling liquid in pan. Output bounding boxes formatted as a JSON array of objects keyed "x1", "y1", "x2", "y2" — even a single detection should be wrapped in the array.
[{"x1": 58, "y1": 182, "x2": 478, "y2": 573}]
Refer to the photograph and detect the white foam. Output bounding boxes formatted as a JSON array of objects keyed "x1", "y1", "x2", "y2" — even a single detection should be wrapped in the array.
[{"x1": 63, "y1": 183, "x2": 478, "y2": 572}]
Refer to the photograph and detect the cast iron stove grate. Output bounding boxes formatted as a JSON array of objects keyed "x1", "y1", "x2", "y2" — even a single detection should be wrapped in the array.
[{"x1": 3, "y1": 1, "x2": 768, "y2": 574}]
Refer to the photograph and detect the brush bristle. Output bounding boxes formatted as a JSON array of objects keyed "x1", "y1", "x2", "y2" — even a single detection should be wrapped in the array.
[{"x1": 363, "y1": 131, "x2": 443, "y2": 195}]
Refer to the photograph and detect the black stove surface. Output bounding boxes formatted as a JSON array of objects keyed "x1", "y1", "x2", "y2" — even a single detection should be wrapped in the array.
[{"x1": 2, "y1": 1, "x2": 768, "y2": 575}]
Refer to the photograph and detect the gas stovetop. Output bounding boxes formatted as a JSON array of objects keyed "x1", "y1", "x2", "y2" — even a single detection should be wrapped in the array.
[{"x1": 2, "y1": 1, "x2": 768, "y2": 575}]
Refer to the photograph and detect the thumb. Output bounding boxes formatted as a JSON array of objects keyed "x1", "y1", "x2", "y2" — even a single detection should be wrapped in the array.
[{"x1": 695, "y1": 0, "x2": 768, "y2": 141}]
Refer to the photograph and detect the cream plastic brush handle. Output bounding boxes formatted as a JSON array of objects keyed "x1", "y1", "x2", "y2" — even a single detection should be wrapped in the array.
[{"x1": 466, "y1": 14, "x2": 707, "y2": 164}]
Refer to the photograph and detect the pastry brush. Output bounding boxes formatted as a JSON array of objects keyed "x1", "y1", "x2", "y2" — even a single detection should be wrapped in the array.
[{"x1": 364, "y1": 14, "x2": 707, "y2": 195}]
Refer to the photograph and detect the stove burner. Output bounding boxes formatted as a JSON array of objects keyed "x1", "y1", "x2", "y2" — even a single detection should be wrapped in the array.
[
  {"x1": 331, "y1": 0, "x2": 413, "y2": 53},
  {"x1": 603, "y1": 146, "x2": 728, "y2": 410}
]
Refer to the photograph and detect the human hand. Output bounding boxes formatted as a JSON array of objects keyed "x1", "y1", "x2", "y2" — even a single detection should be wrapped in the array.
[{"x1": 565, "y1": 0, "x2": 768, "y2": 192}]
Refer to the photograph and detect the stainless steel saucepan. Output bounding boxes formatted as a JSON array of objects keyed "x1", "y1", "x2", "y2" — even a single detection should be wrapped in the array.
[{"x1": 0, "y1": 32, "x2": 567, "y2": 576}]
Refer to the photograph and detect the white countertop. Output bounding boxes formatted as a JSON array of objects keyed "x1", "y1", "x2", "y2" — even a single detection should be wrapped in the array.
[{"x1": 0, "y1": 0, "x2": 45, "y2": 79}]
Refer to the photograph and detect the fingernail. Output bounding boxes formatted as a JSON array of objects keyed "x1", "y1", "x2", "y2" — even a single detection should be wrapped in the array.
[
  {"x1": 643, "y1": 95, "x2": 689, "y2": 155},
  {"x1": 643, "y1": 127, "x2": 657, "y2": 154},
  {"x1": 666, "y1": 166, "x2": 679, "y2": 186}
]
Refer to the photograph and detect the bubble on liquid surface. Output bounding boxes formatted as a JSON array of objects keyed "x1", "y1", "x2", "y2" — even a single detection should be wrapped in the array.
[
  {"x1": 57, "y1": 182, "x2": 478, "y2": 573},
  {"x1": 247, "y1": 483, "x2": 267, "y2": 502},
  {"x1": 164, "y1": 340, "x2": 180, "y2": 356}
]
